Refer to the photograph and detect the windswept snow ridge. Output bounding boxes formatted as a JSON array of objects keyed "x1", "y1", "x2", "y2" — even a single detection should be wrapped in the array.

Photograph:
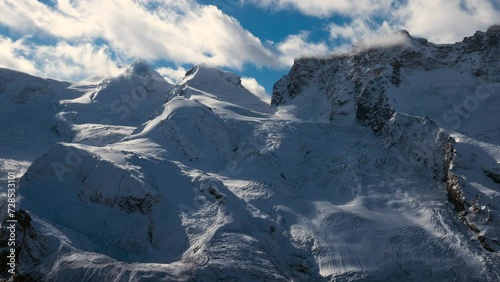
[{"x1": 1, "y1": 27, "x2": 500, "y2": 281}]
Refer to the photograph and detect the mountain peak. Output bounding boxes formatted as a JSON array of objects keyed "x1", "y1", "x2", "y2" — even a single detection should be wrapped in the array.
[
  {"x1": 122, "y1": 60, "x2": 158, "y2": 78},
  {"x1": 109, "y1": 60, "x2": 171, "y2": 88},
  {"x1": 184, "y1": 64, "x2": 240, "y2": 81},
  {"x1": 181, "y1": 64, "x2": 243, "y2": 89},
  {"x1": 486, "y1": 24, "x2": 500, "y2": 35},
  {"x1": 184, "y1": 64, "x2": 199, "y2": 77},
  {"x1": 169, "y1": 64, "x2": 272, "y2": 112},
  {"x1": 397, "y1": 29, "x2": 412, "y2": 38}
]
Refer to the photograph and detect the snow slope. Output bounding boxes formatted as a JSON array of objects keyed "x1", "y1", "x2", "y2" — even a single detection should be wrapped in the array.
[
  {"x1": 0, "y1": 61, "x2": 173, "y2": 180},
  {"x1": 0, "y1": 68, "x2": 72, "y2": 180},
  {"x1": 1, "y1": 27, "x2": 500, "y2": 281}
]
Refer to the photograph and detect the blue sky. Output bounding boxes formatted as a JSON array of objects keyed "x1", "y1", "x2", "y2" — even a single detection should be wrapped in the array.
[{"x1": 0, "y1": 0, "x2": 499, "y2": 99}]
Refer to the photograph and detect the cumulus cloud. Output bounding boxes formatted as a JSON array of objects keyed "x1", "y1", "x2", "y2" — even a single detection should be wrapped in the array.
[{"x1": 240, "y1": 77, "x2": 271, "y2": 103}]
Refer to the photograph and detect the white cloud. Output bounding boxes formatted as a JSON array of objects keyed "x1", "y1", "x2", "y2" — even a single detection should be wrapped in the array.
[
  {"x1": 329, "y1": 18, "x2": 381, "y2": 42},
  {"x1": 0, "y1": 37, "x2": 37, "y2": 74},
  {"x1": 329, "y1": 19, "x2": 410, "y2": 52},
  {"x1": 241, "y1": 77, "x2": 271, "y2": 103},
  {"x1": 0, "y1": 0, "x2": 277, "y2": 71},
  {"x1": 396, "y1": 0, "x2": 500, "y2": 43},
  {"x1": 276, "y1": 32, "x2": 330, "y2": 66},
  {"x1": 0, "y1": 37, "x2": 121, "y2": 81},
  {"x1": 33, "y1": 42, "x2": 122, "y2": 81},
  {"x1": 156, "y1": 66, "x2": 188, "y2": 84}
]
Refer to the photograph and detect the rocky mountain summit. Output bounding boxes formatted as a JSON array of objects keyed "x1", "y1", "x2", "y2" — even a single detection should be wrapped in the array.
[{"x1": 0, "y1": 27, "x2": 499, "y2": 281}]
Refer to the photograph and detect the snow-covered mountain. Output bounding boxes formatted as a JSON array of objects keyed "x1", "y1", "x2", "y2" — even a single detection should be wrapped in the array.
[
  {"x1": 1, "y1": 27, "x2": 500, "y2": 281},
  {"x1": 273, "y1": 25, "x2": 500, "y2": 254}
]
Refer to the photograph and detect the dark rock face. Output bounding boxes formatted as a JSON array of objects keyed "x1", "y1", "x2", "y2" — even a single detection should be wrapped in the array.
[
  {"x1": 461, "y1": 25, "x2": 500, "y2": 81},
  {"x1": 355, "y1": 76, "x2": 395, "y2": 133},
  {"x1": 271, "y1": 58, "x2": 324, "y2": 106},
  {"x1": 443, "y1": 140, "x2": 466, "y2": 212}
]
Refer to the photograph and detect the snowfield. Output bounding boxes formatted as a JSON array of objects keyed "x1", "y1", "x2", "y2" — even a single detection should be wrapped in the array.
[{"x1": 1, "y1": 27, "x2": 500, "y2": 281}]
